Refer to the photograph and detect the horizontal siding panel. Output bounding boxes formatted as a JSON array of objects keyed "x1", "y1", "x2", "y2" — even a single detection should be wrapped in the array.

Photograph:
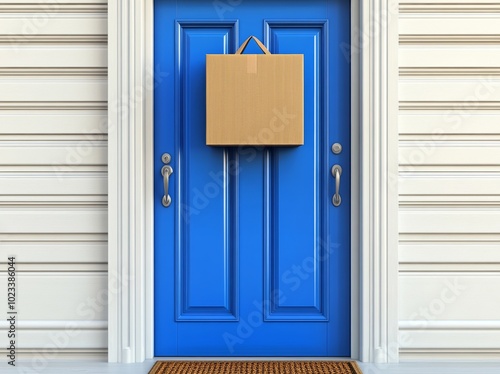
[
  {"x1": 399, "y1": 174, "x2": 500, "y2": 195},
  {"x1": 399, "y1": 264, "x2": 500, "y2": 273},
  {"x1": 0, "y1": 173, "x2": 106, "y2": 195},
  {"x1": 399, "y1": 274, "x2": 500, "y2": 321},
  {"x1": 0, "y1": 321, "x2": 107, "y2": 329},
  {"x1": 399, "y1": 244, "x2": 500, "y2": 264},
  {"x1": 399, "y1": 350, "x2": 500, "y2": 361},
  {"x1": 399, "y1": 79, "x2": 500, "y2": 102},
  {"x1": 0, "y1": 351, "x2": 107, "y2": 361},
  {"x1": 0, "y1": 208, "x2": 107, "y2": 233},
  {"x1": 3, "y1": 0, "x2": 107, "y2": 3},
  {"x1": 0, "y1": 79, "x2": 107, "y2": 102},
  {"x1": 0, "y1": 329, "x2": 107, "y2": 349},
  {"x1": 400, "y1": 210, "x2": 500, "y2": 234},
  {"x1": 400, "y1": 196, "x2": 500, "y2": 204},
  {"x1": 0, "y1": 16, "x2": 106, "y2": 36},
  {"x1": 0, "y1": 4, "x2": 107, "y2": 13},
  {"x1": 399, "y1": 17, "x2": 500, "y2": 35},
  {"x1": 399, "y1": 144, "x2": 500, "y2": 166},
  {"x1": 0, "y1": 243, "x2": 106, "y2": 264},
  {"x1": 400, "y1": 233, "x2": 500, "y2": 242},
  {"x1": 0, "y1": 47, "x2": 107, "y2": 68},
  {"x1": 401, "y1": 5, "x2": 500, "y2": 14},
  {"x1": 400, "y1": 321, "x2": 500, "y2": 329},
  {"x1": 0, "y1": 195, "x2": 107, "y2": 205},
  {"x1": 400, "y1": 0, "x2": 500, "y2": 3},
  {"x1": 400, "y1": 330, "x2": 500, "y2": 349},
  {"x1": 0, "y1": 113, "x2": 108, "y2": 134},
  {"x1": 399, "y1": 47, "x2": 500, "y2": 68},
  {"x1": 0, "y1": 233, "x2": 107, "y2": 242},
  {"x1": 0, "y1": 142, "x2": 107, "y2": 166},
  {"x1": 399, "y1": 114, "x2": 500, "y2": 135},
  {"x1": 0, "y1": 263, "x2": 106, "y2": 272},
  {"x1": 0, "y1": 273, "x2": 107, "y2": 320}
]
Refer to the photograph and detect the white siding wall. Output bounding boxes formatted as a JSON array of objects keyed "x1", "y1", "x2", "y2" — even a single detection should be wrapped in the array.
[
  {"x1": 398, "y1": 0, "x2": 500, "y2": 361},
  {"x1": 2, "y1": 0, "x2": 500, "y2": 364},
  {"x1": 0, "y1": 1, "x2": 108, "y2": 360}
]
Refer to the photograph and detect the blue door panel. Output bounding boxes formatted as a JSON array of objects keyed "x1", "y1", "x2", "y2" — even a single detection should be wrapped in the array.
[
  {"x1": 265, "y1": 24, "x2": 327, "y2": 320},
  {"x1": 175, "y1": 24, "x2": 239, "y2": 321},
  {"x1": 154, "y1": 0, "x2": 350, "y2": 356}
]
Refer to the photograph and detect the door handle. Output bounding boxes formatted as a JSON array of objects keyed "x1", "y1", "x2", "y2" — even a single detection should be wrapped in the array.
[
  {"x1": 161, "y1": 165, "x2": 173, "y2": 207},
  {"x1": 331, "y1": 165, "x2": 342, "y2": 207}
]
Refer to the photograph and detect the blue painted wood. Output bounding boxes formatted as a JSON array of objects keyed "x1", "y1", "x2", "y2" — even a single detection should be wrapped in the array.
[
  {"x1": 174, "y1": 22, "x2": 239, "y2": 322},
  {"x1": 154, "y1": 0, "x2": 351, "y2": 357},
  {"x1": 264, "y1": 22, "x2": 328, "y2": 321}
]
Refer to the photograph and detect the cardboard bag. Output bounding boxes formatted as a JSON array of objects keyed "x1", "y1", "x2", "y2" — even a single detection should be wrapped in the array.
[{"x1": 206, "y1": 36, "x2": 304, "y2": 146}]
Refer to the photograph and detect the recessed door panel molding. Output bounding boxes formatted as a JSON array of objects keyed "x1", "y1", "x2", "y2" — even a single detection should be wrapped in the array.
[
  {"x1": 174, "y1": 22, "x2": 238, "y2": 321},
  {"x1": 263, "y1": 22, "x2": 328, "y2": 321}
]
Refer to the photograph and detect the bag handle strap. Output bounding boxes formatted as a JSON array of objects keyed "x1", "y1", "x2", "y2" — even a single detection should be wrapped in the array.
[{"x1": 235, "y1": 36, "x2": 271, "y2": 55}]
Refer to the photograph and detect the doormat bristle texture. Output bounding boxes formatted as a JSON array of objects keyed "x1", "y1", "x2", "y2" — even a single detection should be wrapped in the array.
[{"x1": 148, "y1": 361, "x2": 363, "y2": 374}]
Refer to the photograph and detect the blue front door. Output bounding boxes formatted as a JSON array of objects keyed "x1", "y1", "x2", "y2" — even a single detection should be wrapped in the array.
[{"x1": 154, "y1": 0, "x2": 351, "y2": 356}]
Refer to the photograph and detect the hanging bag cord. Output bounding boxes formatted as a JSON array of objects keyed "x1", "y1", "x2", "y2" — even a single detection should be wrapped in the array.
[{"x1": 235, "y1": 36, "x2": 271, "y2": 55}]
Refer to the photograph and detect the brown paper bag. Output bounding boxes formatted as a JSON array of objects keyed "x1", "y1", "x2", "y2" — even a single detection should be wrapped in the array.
[{"x1": 206, "y1": 36, "x2": 304, "y2": 146}]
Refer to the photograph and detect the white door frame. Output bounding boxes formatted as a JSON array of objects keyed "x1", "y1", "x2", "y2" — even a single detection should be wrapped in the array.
[{"x1": 107, "y1": 0, "x2": 399, "y2": 363}]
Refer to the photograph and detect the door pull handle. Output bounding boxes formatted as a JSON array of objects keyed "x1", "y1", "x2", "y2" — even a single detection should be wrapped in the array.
[
  {"x1": 331, "y1": 165, "x2": 342, "y2": 207},
  {"x1": 161, "y1": 165, "x2": 173, "y2": 207}
]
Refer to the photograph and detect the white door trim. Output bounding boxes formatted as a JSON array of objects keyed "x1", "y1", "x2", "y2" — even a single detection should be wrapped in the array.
[{"x1": 107, "y1": 0, "x2": 399, "y2": 363}]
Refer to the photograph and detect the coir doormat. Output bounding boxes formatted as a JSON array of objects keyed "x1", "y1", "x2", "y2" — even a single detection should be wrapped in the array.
[{"x1": 148, "y1": 360, "x2": 363, "y2": 374}]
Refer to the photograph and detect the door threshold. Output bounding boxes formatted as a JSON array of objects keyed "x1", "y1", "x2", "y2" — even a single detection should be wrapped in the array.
[{"x1": 153, "y1": 357, "x2": 356, "y2": 361}]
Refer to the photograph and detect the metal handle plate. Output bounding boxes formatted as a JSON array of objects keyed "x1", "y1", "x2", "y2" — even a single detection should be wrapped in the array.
[
  {"x1": 162, "y1": 165, "x2": 173, "y2": 207},
  {"x1": 331, "y1": 165, "x2": 342, "y2": 207}
]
